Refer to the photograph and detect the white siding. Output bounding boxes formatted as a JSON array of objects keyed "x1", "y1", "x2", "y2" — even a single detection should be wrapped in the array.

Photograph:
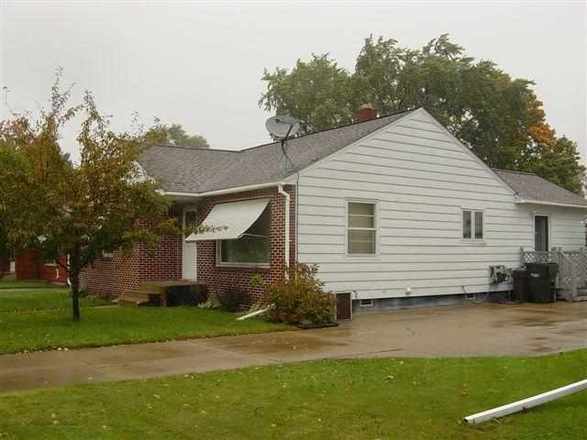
[{"x1": 297, "y1": 109, "x2": 586, "y2": 299}]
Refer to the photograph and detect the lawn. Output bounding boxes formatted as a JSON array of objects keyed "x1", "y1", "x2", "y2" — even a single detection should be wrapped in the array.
[
  {"x1": 0, "y1": 279, "x2": 56, "y2": 289},
  {"x1": 0, "y1": 286, "x2": 288, "y2": 354},
  {"x1": 0, "y1": 287, "x2": 109, "y2": 312},
  {"x1": 0, "y1": 351, "x2": 585, "y2": 439}
]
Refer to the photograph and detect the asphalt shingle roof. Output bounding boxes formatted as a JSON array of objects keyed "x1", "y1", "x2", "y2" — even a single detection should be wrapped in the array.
[
  {"x1": 139, "y1": 111, "x2": 587, "y2": 208},
  {"x1": 139, "y1": 111, "x2": 411, "y2": 193},
  {"x1": 494, "y1": 169, "x2": 587, "y2": 207}
]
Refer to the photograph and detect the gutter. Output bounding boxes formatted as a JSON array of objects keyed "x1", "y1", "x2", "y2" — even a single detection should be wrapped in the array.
[
  {"x1": 278, "y1": 184, "x2": 291, "y2": 274},
  {"x1": 515, "y1": 199, "x2": 587, "y2": 209},
  {"x1": 162, "y1": 180, "x2": 286, "y2": 198}
]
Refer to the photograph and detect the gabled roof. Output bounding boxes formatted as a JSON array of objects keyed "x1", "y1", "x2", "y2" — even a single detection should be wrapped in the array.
[
  {"x1": 494, "y1": 169, "x2": 587, "y2": 208},
  {"x1": 139, "y1": 109, "x2": 587, "y2": 209},
  {"x1": 139, "y1": 110, "x2": 412, "y2": 194}
]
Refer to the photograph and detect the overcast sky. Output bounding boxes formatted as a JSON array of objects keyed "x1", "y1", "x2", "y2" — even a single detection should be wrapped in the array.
[{"x1": 1, "y1": 1, "x2": 586, "y2": 162}]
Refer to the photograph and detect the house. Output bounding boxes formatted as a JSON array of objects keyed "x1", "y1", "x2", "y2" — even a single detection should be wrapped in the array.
[
  {"x1": 83, "y1": 107, "x2": 587, "y2": 310},
  {"x1": 14, "y1": 249, "x2": 68, "y2": 284}
]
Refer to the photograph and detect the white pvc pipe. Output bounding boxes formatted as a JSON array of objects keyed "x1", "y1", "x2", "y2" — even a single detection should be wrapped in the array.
[
  {"x1": 464, "y1": 379, "x2": 587, "y2": 424},
  {"x1": 237, "y1": 306, "x2": 272, "y2": 321}
]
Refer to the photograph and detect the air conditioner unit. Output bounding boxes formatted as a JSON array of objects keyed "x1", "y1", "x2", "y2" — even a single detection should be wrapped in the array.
[{"x1": 489, "y1": 265, "x2": 511, "y2": 285}]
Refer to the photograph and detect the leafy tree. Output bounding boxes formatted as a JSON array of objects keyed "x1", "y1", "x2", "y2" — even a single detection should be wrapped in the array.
[
  {"x1": 526, "y1": 136, "x2": 585, "y2": 194},
  {"x1": 0, "y1": 74, "x2": 176, "y2": 320},
  {"x1": 260, "y1": 54, "x2": 353, "y2": 133},
  {"x1": 146, "y1": 122, "x2": 209, "y2": 148},
  {"x1": 260, "y1": 34, "x2": 584, "y2": 193}
]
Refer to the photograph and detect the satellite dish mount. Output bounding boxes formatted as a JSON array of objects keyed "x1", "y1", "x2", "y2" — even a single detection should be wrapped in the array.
[
  {"x1": 265, "y1": 115, "x2": 300, "y2": 171},
  {"x1": 265, "y1": 115, "x2": 300, "y2": 142}
]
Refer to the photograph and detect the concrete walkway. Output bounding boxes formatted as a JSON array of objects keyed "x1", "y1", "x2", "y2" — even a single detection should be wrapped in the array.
[{"x1": 1, "y1": 302, "x2": 585, "y2": 393}]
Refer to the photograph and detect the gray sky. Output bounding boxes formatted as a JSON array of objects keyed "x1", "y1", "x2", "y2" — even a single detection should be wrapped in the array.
[{"x1": 1, "y1": 1, "x2": 586, "y2": 162}]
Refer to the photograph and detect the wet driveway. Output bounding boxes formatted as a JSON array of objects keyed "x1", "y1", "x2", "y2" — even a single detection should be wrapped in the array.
[{"x1": 0, "y1": 302, "x2": 585, "y2": 393}]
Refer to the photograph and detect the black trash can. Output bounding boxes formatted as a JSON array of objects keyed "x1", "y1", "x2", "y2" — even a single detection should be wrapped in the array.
[
  {"x1": 526, "y1": 263, "x2": 555, "y2": 303},
  {"x1": 512, "y1": 269, "x2": 529, "y2": 302}
]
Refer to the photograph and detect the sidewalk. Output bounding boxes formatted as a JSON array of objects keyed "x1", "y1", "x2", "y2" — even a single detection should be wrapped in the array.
[{"x1": 1, "y1": 302, "x2": 585, "y2": 393}]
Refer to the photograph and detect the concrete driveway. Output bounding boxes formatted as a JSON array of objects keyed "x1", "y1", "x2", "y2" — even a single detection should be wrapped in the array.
[{"x1": 0, "y1": 302, "x2": 585, "y2": 393}]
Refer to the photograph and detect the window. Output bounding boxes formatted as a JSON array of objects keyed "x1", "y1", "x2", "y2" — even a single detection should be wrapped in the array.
[
  {"x1": 462, "y1": 209, "x2": 483, "y2": 240},
  {"x1": 359, "y1": 299, "x2": 374, "y2": 307},
  {"x1": 347, "y1": 201, "x2": 377, "y2": 254},
  {"x1": 218, "y1": 206, "x2": 270, "y2": 265}
]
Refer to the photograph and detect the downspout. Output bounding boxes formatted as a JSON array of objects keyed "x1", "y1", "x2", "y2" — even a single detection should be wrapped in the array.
[{"x1": 278, "y1": 184, "x2": 290, "y2": 276}]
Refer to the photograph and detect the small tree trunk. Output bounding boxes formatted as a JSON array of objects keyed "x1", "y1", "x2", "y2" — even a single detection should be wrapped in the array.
[{"x1": 70, "y1": 244, "x2": 82, "y2": 321}]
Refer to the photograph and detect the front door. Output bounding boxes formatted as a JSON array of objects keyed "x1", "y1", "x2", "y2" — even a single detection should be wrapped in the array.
[
  {"x1": 182, "y1": 209, "x2": 198, "y2": 280},
  {"x1": 534, "y1": 215, "x2": 549, "y2": 252}
]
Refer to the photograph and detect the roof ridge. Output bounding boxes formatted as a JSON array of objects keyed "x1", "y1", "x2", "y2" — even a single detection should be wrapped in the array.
[
  {"x1": 147, "y1": 109, "x2": 413, "y2": 155},
  {"x1": 148, "y1": 143, "x2": 240, "y2": 153},
  {"x1": 493, "y1": 168, "x2": 537, "y2": 176},
  {"x1": 234, "y1": 108, "x2": 414, "y2": 153}
]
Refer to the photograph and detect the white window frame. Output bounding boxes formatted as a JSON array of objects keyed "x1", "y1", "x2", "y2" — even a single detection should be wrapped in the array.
[
  {"x1": 461, "y1": 208, "x2": 485, "y2": 242},
  {"x1": 346, "y1": 200, "x2": 378, "y2": 256},
  {"x1": 215, "y1": 207, "x2": 271, "y2": 268}
]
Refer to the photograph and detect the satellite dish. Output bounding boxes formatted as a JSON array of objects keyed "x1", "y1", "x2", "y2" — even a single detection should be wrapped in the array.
[{"x1": 265, "y1": 115, "x2": 300, "y2": 140}]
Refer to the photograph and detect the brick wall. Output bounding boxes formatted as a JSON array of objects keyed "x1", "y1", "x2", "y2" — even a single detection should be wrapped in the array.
[
  {"x1": 196, "y1": 185, "x2": 296, "y2": 304},
  {"x1": 39, "y1": 256, "x2": 68, "y2": 284},
  {"x1": 83, "y1": 233, "x2": 182, "y2": 296},
  {"x1": 15, "y1": 249, "x2": 40, "y2": 280},
  {"x1": 15, "y1": 250, "x2": 68, "y2": 284},
  {"x1": 82, "y1": 184, "x2": 296, "y2": 301}
]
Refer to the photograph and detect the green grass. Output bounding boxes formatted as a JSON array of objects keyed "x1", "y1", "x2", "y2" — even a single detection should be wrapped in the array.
[
  {"x1": 0, "y1": 288, "x2": 110, "y2": 312},
  {"x1": 0, "y1": 279, "x2": 57, "y2": 289},
  {"x1": 0, "y1": 352, "x2": 585, "y2": 439},
  {"x1": 0, "y1": 287, "x2": 288, "y2": 354}
]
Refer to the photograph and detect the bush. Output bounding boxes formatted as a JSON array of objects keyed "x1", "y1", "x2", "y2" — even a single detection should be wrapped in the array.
[
  {"x1": 257, "y1": 263, "x2": 335, "y2": 325},
  {"x1": 217, "y1": 286, "x2": 248, "y2": 312}
]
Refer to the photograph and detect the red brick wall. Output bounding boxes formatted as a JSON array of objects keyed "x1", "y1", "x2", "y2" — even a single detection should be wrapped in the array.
[
  {"x1": 81, "y1": 184, "x2": 296, "y2": 301},
  {"x1": 196, "y1": 185, "x2": 296, "y2": 304},
  {"x1": 15, "y1": 249, "x2": 40, "y2": 280},
  {"x1": 39, "y1": 256, "x2": 68, "y2": 284},
  {"x1": 83, "y1": 234, "x2": 182, "y2": 296},
  {"x1": 16, "y1": 250, "x2": 69, "y2": 284},
  {"x1": 138, "y1": 235, "x2": 182, "y2": 282}
]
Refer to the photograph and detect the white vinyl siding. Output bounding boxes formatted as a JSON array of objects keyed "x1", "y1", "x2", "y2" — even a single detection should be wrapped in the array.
[{"x1": 296, "y1": 109, "x2": 587, "y2": 299}]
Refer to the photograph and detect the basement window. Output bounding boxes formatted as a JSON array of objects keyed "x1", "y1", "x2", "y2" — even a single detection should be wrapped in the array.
[
  {"x1": 217, "y1": 206, "x2": 271, "y2": 266},
  {"x1": 359, "y1": 299, "x2": 374, "y2": 307}
]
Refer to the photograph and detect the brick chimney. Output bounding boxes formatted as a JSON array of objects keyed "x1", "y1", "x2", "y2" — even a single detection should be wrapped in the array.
[{"x1": 355, "y1": 103, "x2": 378, "y2": 122}]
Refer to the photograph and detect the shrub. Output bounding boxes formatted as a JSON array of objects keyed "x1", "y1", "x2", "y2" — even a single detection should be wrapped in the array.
[
  {"x1": 217, "y1": 286, "x2": 248, "y2": 312},
  {"x1": 257, "y1": 263, "x2": 335, "y2": 325}
]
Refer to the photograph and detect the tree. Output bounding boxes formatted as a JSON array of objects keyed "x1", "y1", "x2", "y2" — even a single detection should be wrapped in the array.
[
  {"x1": 260, "y1": 54, "x2": 354, "y2": 133},
  {"x1": 260, "y1": 34, "x2": 584, "y2": 193},
  {"x1": 0, "y1": 74, "x2": 177, "y2": 320},
  {"x1": 526, "y1": 136, "x2": 585, "y2": 194},
  {"x1": 146, "y1": 122, "x2": 209, "y2": 148}
]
